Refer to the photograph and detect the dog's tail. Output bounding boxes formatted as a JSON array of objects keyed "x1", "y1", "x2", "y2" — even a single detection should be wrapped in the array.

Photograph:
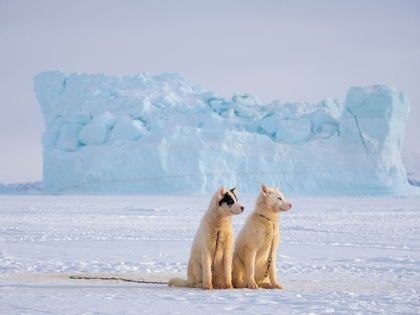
[{"x1": 168, "y1": 278, "x2": 191, "y2": 288}]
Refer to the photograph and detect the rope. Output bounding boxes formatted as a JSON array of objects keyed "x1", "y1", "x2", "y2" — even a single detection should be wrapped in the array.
[
  {"x1": 264, "y1": 227, "x2": 275, "y2": 278},
  {"x1": 72, "y1": 231, "x2": 221, "y2": 285},
  {"x1": 69, "y1": 275, "x2": 167, "y2": 285},
  {"x1": 211, "y1": 231, "x2": 220, "y2": 272},
  {"x1": 257, "y1": 214, "x2": 276, "y2": 279}
]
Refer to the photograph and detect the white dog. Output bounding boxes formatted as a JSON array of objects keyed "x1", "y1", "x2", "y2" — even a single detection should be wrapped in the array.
[
  {"x1": 232, "y1": 183, "x2": 292, "y2": 289},
  {"x1": 169, "y1": 186, "x2": 244, "y2": 290}
]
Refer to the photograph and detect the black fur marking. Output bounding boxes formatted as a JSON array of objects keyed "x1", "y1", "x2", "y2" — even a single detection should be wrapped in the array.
[
  {"x1": 218, "y1": 191, "x2": 236, "y2": 207},
  {"x1": 230, "y1": 188, "x2": 238, "y2": 202}
]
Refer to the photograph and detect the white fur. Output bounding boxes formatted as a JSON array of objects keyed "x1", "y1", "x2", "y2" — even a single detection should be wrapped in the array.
[
  {"x1": 169, "y1": 186, "x2": 244, "y2": 290},
  {"x1": 232, "y1": 183, "x2": 292, "y2": 289}
]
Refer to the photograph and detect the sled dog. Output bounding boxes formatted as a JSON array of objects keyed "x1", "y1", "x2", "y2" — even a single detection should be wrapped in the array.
[
  {"x1": 168, "y1": 186, "x2": 244, "y2": 290},
  {"x1": 232, "y1": 183, "x2": 292, "y2": 289}
]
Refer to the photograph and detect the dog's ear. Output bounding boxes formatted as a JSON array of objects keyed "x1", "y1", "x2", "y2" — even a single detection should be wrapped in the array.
[
  {"x1": 218, "y1": 186, "x2": 226, "y2": 198},
  {"x1": 261, "y1": 183, "x2": 270, "y2": 196},
  {"x1": 275, "y1": 186, "x2": 280, "y2": 190},
  {"x1": 230, "y1": 187, "x2": 237, "y2": 194}
]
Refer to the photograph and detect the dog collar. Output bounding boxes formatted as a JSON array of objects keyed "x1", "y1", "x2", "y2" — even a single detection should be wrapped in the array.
[{"x1": 257, "y1": 213, "x2": 272, "y2": 221}]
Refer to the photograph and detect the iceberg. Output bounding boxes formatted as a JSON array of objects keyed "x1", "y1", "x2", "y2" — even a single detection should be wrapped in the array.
[{"x1": 34, "y1": 71, "x2": 416, "y2": 195}]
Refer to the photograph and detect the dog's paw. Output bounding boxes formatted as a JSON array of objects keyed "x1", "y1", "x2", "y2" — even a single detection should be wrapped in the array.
[
  {"x1": 202, "y1": 284, "x2": 213, "y2": 290},
  {"x1": 222, "y1": 283, "x2": 233, "y2": 289},
  {"x1": 259, "y1": 283, "x2": 274, "y2": 289},
  {"x1": 245, "y1": 282, "x2": 258, "y2": 290},
  {"x1": 273, "y1": 283, "x2": 283, "y2": 289},
  {"x1": 234, "y1": 282, "x2": 246, "y2": 289}
]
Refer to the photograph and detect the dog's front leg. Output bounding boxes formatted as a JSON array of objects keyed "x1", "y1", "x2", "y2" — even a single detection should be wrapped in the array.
[
  {"x1": 222, "y1": 249, "x2": 233, "y2": 289},
  {"x1": 269, "y1": 249, "x2": 283, "y2": 289},
  {"x1": 243, "y1": 248, "x2": 258, "y2": 289},
  {"x1": 201, "y1": 250, "x2": 213, "y2": 290}
]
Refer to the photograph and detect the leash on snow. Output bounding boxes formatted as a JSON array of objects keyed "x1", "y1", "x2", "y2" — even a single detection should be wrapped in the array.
[
  {"x1": 70, "y1": 231, "x2": 221, "y2": 285},
  {"x1": 69, "y1": 275, "x2": 167, "y2": 285}
]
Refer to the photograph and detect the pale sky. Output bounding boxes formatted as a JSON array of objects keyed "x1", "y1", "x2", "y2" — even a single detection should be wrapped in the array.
[{"x1": 0, "y1": 0, "x2": 419, "y2": 184}]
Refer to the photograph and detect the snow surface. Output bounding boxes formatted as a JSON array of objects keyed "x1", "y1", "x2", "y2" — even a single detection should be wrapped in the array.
[
  {"x1": 34, "y1": 72, "x2": 416, "y2": 195},
  {"x1": 1, "y1": 195, "x2": 419, "y2": 314}
]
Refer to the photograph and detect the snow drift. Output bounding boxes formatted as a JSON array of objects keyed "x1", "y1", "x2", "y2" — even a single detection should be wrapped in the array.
[{"x1": 34, "y1": 71, "x2": 415, "y2": 195}]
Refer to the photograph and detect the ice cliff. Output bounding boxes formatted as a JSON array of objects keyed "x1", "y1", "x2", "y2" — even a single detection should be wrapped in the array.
[{"x1": 34, "y1": 71, "x2": 415, "y2": 195}]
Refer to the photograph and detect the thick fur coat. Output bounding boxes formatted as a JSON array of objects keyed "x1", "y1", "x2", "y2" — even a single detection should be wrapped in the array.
[
  {"x1": 232, "y1": 183, "x2": 292, "y2": 289},
  {"x1": 169, "y1": 186, "x2": 244, "y2": 290}
]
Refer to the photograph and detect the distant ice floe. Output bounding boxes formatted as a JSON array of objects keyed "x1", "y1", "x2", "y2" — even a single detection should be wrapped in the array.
[
  {"x1": 0, "y1": 181, "x2": 43, "y2": 195},
  {"x1": 33, "y1": 71, "x2": 418, "y2": 195}
]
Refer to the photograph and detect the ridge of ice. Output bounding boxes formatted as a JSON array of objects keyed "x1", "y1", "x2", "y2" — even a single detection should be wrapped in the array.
[{"x1": 33, "y1": 71, "x2": 417, "y2": 195}]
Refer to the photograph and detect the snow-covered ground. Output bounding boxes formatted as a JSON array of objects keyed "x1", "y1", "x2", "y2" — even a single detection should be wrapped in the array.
[{"x1": 1, "y1": 195, "x2": 419, "y2": 314}]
